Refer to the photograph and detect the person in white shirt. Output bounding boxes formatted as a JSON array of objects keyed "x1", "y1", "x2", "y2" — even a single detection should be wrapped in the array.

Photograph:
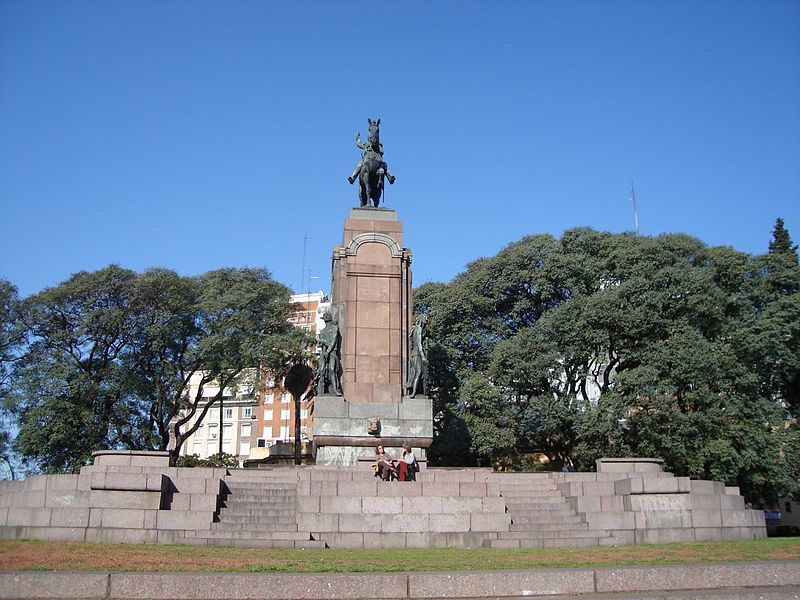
[{"x1": 399, "y1": 441, "x2": 418, "y2": 481}]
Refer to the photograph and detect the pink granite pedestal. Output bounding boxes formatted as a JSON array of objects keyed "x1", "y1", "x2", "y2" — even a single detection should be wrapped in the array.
[{"x1": 314, "y1": 208, "x2": 432, "y2": 465}]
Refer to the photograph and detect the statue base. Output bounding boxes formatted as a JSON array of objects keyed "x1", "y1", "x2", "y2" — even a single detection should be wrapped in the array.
[{"x1": 312, "y1": 395, "x2": 432, "y2": 466}]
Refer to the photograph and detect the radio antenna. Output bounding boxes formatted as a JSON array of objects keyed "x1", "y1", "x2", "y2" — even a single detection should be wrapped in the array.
[
  {"x1": 299, "y1": 230, "x2": 311, "y2": 293},
  {"x1": 630, "y1": 181, "x2": 640, "y2": 234}
]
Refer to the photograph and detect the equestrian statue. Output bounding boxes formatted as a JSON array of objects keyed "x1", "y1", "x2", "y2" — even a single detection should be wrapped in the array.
[{"x1": 348, "y1": 118, "x2": 396, "y2": 207}]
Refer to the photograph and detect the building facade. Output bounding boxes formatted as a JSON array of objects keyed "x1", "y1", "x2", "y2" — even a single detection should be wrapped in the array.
[
  {"x1": 177, "y1": 291, "x2": 329, "y2": 465},
  {"x1": 251, "y1": 291, "x2": 329, "y2": 459},
  {"x1": 179, "y1": 372, "x2": 259, "y2": 461}
]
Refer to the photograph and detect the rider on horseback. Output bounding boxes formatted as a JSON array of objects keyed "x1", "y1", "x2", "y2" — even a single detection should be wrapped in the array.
[{"x1": 348, "y1": 120, "x2": 396, "y2": 186}]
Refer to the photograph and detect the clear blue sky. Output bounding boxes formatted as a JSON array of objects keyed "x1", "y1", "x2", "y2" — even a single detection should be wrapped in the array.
[{"x1": 1, "y1": 0, "x2": 799, "y2": 298}]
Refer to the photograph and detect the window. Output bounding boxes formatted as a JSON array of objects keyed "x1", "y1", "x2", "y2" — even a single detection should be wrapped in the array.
[
  {"x1": 264, "y1": 409, "x2": 273, "y2": 421},
  {"x1": 281, "y1": 409, "x2": 290, "y2": 421},
  {"x1": 221, "y1": 441, "x2": 231, "y2": 454},
  {"x1": 209, "y1": 408, "x2": 219, "y2": 421},
  {"x1": 242, "y1": 407, "x2": 252, "y2": 418},
  {"x1": 208, "y1": 423, "x2": 218, "y2": 439},
  {"x1": 223, "y1": 424, "x2": 232, "y2": 439},
  {"x1": 239, "y1": 441, "x2": 250, "y2": 456},
  {"x1": 224, "y1": 408, "x2": 233, "y2": 419},
  {"x1": 786, "y1": 502, "x2": 793, "y2": 513},
  {"x1": 257, "y1": 438, "x2": 266, "y2": 448},
  {"x1": 192, "y1": 443, "x2": 201, "y2": 456},
  {"x1": 279, "y1": 426, "x2": 289, "y2": 440},
  {"x1": 241, "y1": 423, "x2": 251, "y2": 437},
  {"x1": 281, "y1": 393, "x2": 291, "y2": 404},
  {"x1": 300, "y1": 409, "x2": 308, "y2": 419}
]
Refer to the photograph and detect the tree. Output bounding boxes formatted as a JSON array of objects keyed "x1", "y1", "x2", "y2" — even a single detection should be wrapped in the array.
[
  {"x1": 419, "y1": 227, "x2": 798, "y2": 502},
  {"x1": 769, "y1": 217, "x2": 798, "y2": 257},
  {"x1": 162, "y1": 268, "x2": 308, "y2": 466},
  {"x1": 767, "y1": 217, "x2": 799, "y2": 296},
  {"x1": 0, "y1": 280, "x2": 23, "y2": 459},
  {"x1": 13, "y1": 266, "x2": 139, "y2": 472},
  {"x1": 11, "y1": 265, "x2": 308, "y2": 472}
]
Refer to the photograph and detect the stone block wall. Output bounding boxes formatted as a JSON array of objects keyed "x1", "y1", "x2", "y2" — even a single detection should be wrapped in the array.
[
  {"x1": 554, "y1": 464, "x2": 766, "y2": 545},
  {"x1": 292, "y1": 467, "x2": 508, "y2": 548},
  {"x1": 0, "y1": 451, "x2": 225, "y2": 545},
  {"x1": 313, "y1": 396, "x2": 432, "y2": 465},
  {"x1": 0, "y1": 453, "x2": 767, "y2": 549}
]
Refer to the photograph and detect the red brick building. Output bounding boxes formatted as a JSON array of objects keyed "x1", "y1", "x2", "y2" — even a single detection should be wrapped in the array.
[{"x1": 251, "y1": 291, "x2": 329, "y2": 454}]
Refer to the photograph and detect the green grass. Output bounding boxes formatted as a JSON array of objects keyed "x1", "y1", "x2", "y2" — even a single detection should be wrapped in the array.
[{"x1": 1, "y1": 538, "x2": 798, "y2": 573}]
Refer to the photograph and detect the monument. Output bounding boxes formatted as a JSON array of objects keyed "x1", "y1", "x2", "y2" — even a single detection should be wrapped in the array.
[
  {"x1": 0, "y1": 120, "x2": 768, "y2": 553},
  {"x1": 313, "y1": 119, "x2": 433, "y2": 465}
]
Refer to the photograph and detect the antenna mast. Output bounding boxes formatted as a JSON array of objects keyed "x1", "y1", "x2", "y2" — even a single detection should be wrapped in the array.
[
  {"x1": 299, "y1": 230, "x2": 311, "y2": 293},
  {"x1": 630, "y1": 181, "x2": 640, "y2": 234}
]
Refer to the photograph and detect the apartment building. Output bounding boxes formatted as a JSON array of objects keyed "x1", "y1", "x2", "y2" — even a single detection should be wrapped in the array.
[
  {"x1": 252, "y1": 291, "x2": 329, "y2": 457},
  {"x1": 177, "y1": 291, "x2": 329, "y2": 465},
  {"x1": 179, "y1": 373, "x2": 259, "y2": 461}
]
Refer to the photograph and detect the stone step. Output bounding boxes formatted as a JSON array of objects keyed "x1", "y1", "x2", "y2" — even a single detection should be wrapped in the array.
[
  {"x1": 199, "y1": 529, "x2": 309, "y2": 541},
  {"x1": 226, "y1": 488, "x2": 297, "y2": 496},
  {"x1": 227, "y1": 485, "x2": 297, "y2": 492},
  {"x1": 225, "y1": 488, "x2": 297, "y2": 496},
  {"x1": 225, "y1": 476, "x2": 300, "y2": 485},
  {"x1": 222, "y1": 500, "x2": 296, "y2": 510},
  {"x1": 488, "y1": 473, "x2": 555, "y2": 482},
  {"x1": 510, "y1": 516, "x2": 584, "y2": 529},
  {"x1": 218, "y1": 508, "x2": 296, "y2": 518},
  {"x1": 226, "y1": 480, "x2": 297, "y2": 488},
  {"x1": 499, "y1": 528, "x2": 608, "y2": 540},
  {"x1": 205, "y1": 537, "x2": 327, "y2": 549},
  {"x1": 491, "y1": 536, "x2": 606, "y2": 549},
  {"x1": 211, "y1": 522, "x2": 299, "y2": 532},
  {"x1": 220, "y1": 498, "x2": 297, "y2": 510},
  {"x1": 218, "y1": 513, "x2": 296, "y2": 523},
  {"x1": 507, "y1": 508, "x2": 577, "y2": 519},
  {"x1": 505, "y1": 520, "x2": 589, "y2": 532},
  {"x1": 504, "y1": 496, "x2": 569, "y2": 510},
  {"x1": 499, "y1": 488, "x2": 561, "y2": 497}
]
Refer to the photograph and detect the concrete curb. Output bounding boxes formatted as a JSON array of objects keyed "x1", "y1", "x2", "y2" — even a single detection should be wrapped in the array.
[{"x1": 0, "y1": 561, "x2": 798, "y2": 599}]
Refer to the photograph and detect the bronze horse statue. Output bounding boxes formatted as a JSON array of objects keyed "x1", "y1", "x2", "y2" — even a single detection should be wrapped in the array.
[{"x1": 348, "y1": 118, "x2": 396, "y2": 207}]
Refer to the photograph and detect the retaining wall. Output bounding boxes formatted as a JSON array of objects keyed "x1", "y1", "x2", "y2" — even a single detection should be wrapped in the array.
[{"x1": 0, "y1": 452, "x2": 766, "y2": 548}]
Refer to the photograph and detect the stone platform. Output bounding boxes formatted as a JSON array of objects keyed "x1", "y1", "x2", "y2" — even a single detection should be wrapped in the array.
[{"x1": 0, "y1": 452, "x2": 765, "y2": 549}]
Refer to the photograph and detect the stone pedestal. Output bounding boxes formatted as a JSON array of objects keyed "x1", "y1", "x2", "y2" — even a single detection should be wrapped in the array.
[
  {"x1": 332, "y1": 207, "x2": 411, "y2": 403},
  {"x1": 313, "y1": 207, "x2": 433, "y2": 465}
]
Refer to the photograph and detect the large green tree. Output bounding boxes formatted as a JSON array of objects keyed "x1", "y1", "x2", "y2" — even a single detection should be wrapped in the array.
[
  {"x1": 126, "y1": 267, "x2": 308, "y2": 465},
  {"x1": 10, "y1": 266, "x2": 306, "y2": 472},
  {"x1": 0, "y1": 280, "x2": 23, "y2": 459},
  {"x1": 13, "y1": 266, "x2": 139, "y2": 472},
  {"x1": 419, "y1": 226, "x2": 799, "y2": 501}
]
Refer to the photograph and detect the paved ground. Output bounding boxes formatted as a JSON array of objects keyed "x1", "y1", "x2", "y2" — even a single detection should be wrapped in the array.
[
  {"x1": 533, "y1": 589, "x2": 800, "y2": 599},
  {"x1": 0, "y1": 562, "x2": 798, "y2": 599}
]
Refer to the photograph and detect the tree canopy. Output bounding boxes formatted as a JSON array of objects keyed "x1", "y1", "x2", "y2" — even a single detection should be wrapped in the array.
[
  {"x1": 0, "y1": 280, "x2": 23, "y2": 459},
  {"x1": 418, "y1": 225, "x2": 799, "y2": 502},
  {"x1": 6, "y1": 266, "x2": 307, "y2": 472}
]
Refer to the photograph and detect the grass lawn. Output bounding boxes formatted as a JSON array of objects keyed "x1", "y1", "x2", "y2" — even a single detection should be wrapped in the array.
[{"x1": 0, "y1": 538, "x2": 798, "y2": 573}]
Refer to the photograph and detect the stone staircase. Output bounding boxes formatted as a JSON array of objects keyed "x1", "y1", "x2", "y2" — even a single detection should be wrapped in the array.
[
  {"x1": 194, "y1": 470, "x2": 324, "y2": 548},
  {"x1": 492, "y1": 480, "x2": 614, "y2": 548}
]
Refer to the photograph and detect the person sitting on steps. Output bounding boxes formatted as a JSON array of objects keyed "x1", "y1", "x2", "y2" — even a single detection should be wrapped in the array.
[
  {"x1": 372, "y1": 445, "x2": 396, "y2": 481},
  {"x1": 397, "y1": 441, "x2": 419, "y2": 482}
]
